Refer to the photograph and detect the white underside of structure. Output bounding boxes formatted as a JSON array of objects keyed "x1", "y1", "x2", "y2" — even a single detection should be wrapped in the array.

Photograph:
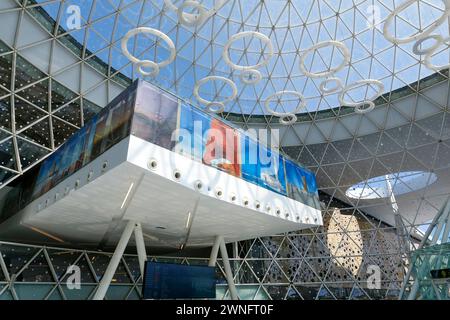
[{"x1": 0, "y1": 136, "x2": 322, "y2": 249}]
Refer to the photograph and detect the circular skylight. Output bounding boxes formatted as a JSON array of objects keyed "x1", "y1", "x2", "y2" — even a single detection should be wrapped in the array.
[{"x1": 346, "y1": 171, "x2": 438, "y2": 200}]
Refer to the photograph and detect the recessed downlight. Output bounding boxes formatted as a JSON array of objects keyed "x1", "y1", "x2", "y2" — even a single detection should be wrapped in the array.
[
  {"x1": 194, "y1": 180, "x2": 203, "y2": 190},
  {"x1": 173, "y1": 169, "x2": 181, "y2": 180},
  {"x1": 148, "y1": 159, "x2": 158, "y2": 170}
]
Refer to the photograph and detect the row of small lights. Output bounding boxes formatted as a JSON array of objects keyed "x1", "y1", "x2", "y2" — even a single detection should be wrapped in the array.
[
  {"x1": 148, "y1": 157, "x2": 318, "y2": 224},
  {"x1": 37, "y1": 161, "x2": 109, "y2": 212},
  {"x1": 36, "y1": 156, "x2": 318, "y2": 225}
]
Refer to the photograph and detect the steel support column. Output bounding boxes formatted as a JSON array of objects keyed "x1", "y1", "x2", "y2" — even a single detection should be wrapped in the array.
[
  {"x1": 93, "y1": 220, "x2": 136, "y2": 300},
  {"x1": 134, "y1": 222, "x2": 147, "y2": 276}
]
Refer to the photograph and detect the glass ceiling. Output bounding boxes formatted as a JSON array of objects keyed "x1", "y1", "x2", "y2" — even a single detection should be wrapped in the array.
[
  {"x1": 0, "y1": 1, "x2": 448, "y2": 296},
  {"x1": 345, "y1": 171, "x2": 438, "y2": 199},
  {"x1": 35, "y1": 0, "x2": 450, "y2": 117}
]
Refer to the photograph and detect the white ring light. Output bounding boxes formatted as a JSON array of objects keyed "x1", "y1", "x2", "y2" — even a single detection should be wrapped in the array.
[
  {"x1": 177, "y1": 1, "x2": 208, "y2": 27},
  {"x1": 412, "y1": 34, "x2": 443, "y2": 55},
  {"x1": 240, "y1": 69, "x2": 262, "y2": 85},
  {"x1": 223, "y1": 31, "x2": 274, "y2": 71},
  {"x1": 339, "y1": 79, "x2": 384, "y2": 108},
  {"x1": 194, "y1": 76, "x2": 238, "y2": 108},
  {"x1": 319, "y1": 77, "x2": 343, "y2": 94},
  {"x1": 136, "y1": 60, "x2": 160, "y2": 77},
  {"x1": 165, "y1": 0, "x2": 228, "y2": 27},
  {"x1": 354, "y1": 101, "x2": 376, "y2": 114},
  {"x1": 121, "y1": 27, "x2": 176, "y2": 77},
  {"x1": 279, "y1": 114, "x2": 298, "y2": 125},
  {"x1": 264, "y1": 91, "x2": 307, "y2": 117},
  {"x1": 424, "y1": 36, "x2": 450, "y2": 71},
  {"x1": 383, "y1": 0, "x2": 450, "y2": 45},
  {"x1": 299, "y1": 40, "x2": 350, "y2": 78},
  {"x1": 206, "y1": 101, "x2": 225, "y2": 114}
]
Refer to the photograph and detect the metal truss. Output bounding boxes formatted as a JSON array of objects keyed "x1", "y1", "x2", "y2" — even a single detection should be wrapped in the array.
[
  {"x1": 0, "y1": 240, "x2": 238, "y2": 300},
  {"x1": 0, "y1": 0, "x2": 449, "y2": 300}
]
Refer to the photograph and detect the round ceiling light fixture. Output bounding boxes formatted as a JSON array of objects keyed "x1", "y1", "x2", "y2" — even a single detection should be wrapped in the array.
[
  {"x1": 412, "y1": 34, "x2": 443, "y2": 55},
  {"x1": 177, "y1": 1, "x2": 208, "y2": 27},
  {"x1": 135, "y1": 60, "x2": 159, "y2": 77},
  {"x1": 264, "y1": 90, "x2": 306, "y2": 125},
  {"x1": 339, "y1": 79, "x2": 384, "y2": 113},
  {"x1": 223, "y1": 31, "x2": 273, "y2": 85},
  {"x1": 205, "y1": 101, "x2": 225, "y2": 113},
  {"x1": 239, "y1": 69, "x2": 263, "y2": 85},
  {"x1": 319, "y1": 77, "x2": 343, "y2": 94},
  {"x1": 223, "y1": 31, "x2": 274, "y2": 70},
  {"x1": 383, "y1": 0, "x2": 450, "y2": 45},
  {"x1": 423, "y1": 36, "x2": 450, "y2": 71},
  {"x1": 346, "y1": 171, "x2": 438, "y2": 200},
  {"x1": 299, "y1": 40, "x2": 350, "y2": 78},
  {"x1": 354, "y1": 101, "x2": 376, "y2": 114},
  {"x1": 194, "y1": 76, "x2": 238, "y2": 113},
  {"x1": 279, "y1": 114, "x2": 298, "y2": 125},
  {"x1": 165, "y1": 0, "x2": 228, "y2": 27},
  {"x1": 121, "y1": 27, "x2": 176, "y2": 77}
]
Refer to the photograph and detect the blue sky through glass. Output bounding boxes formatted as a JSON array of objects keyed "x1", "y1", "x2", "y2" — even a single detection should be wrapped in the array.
[{"x1": 36, "y1": 0, "x2": 450, "y2": 115}]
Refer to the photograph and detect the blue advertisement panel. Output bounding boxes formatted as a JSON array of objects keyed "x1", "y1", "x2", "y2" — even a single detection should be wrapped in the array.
[
  {"x1": 305, "y1": 170, "x2": 318, "y2": 194},
  {"x1": 257, "y1": 145, "x2": 287, "y2": 195},
  {"x1": 177, "y1": 104, "x2": 211, "y2": 162},
  {"x1": 285, "y1": 158, "x2": 318, "y2": 198},
  {"x1": 240, "y1": 135, "x2": 287, "y2": 195},
  {"x1": 240, "y1": 135, "x2": 259, "y2": 186}
]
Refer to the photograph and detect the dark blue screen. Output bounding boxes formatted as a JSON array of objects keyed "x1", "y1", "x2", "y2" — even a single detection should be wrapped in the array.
[{"x1": 142, "y1": 262, "x2": 216, "y2": 299}]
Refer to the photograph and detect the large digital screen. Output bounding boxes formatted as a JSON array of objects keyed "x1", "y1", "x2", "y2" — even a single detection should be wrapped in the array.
[{"x1": 142, "y1": 262, "x2": 216, "y2": 299}]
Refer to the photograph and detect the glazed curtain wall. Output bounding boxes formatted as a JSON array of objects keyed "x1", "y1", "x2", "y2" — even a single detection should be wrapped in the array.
[{"x1": 132, "y1": 81, "x2": 319, "y2": 205}]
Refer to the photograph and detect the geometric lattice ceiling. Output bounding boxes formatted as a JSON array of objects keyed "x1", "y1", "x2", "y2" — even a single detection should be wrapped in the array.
[
  {"x1": 0, "y1": 1, "x2": 450, "y2": 301},
  {"x1": 0, "y1": 0, "x2": 449, "y2": 232},
  {"x1": 35, "y1": 0, "x2": 450, "y2": 117}
]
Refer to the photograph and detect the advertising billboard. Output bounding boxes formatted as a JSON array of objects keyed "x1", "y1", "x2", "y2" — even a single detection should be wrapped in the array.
[{"x1": 32, "y1": 82, "x2": 137, "y2": 201}]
